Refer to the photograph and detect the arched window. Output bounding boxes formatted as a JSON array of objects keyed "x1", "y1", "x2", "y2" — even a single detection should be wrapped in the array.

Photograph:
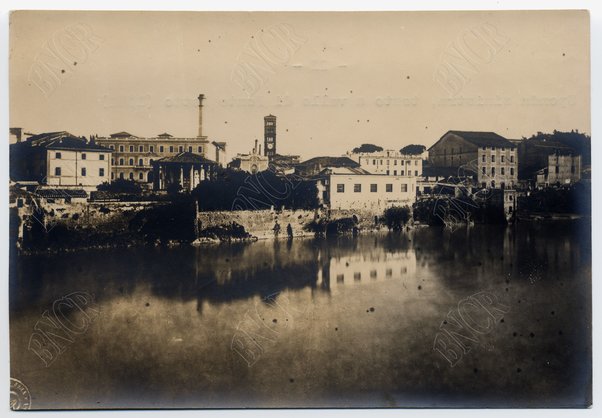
[
  {"x1": 129, "y1": 158, "x2": 134, "y2": 166},
  {"x1": 119, "y1": 145, "x2": 124, "y2": 152},
  {"x1": 119, "y1": 158, "x2": 124, "y2": 165},
  {"x1": 139, "y1": 172, "x2": 144, "y2": 180},
  {"x1": 129, "y1": 172, "x2": 134, "y2": 180},
  {"x1": 119, "y1": 172, "x2": 124, "y2": 179},
  {"x1": 138, "y1": 158, "x2": 143, "y2": 166}
]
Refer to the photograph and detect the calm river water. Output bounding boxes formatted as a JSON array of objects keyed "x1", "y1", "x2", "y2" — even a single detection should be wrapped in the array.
[{"x1": 10, "y1": 221, "x2": 591, "y2": 408}]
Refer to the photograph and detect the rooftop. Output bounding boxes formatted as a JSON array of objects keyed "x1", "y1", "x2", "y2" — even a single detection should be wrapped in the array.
[
  {"x1": 154, "y1": 152, "x2": 218, "y2": 165},
  {"x1": 433, "y1": 130, "x2": 516, "y2": 149},
  {"x1": 24, "y1": 131, "x2": 112, "y2": 152}
]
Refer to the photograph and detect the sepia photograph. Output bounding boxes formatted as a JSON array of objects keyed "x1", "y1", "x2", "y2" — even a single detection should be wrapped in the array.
[{"x1": 7, "y1": 8, "x2": 592, "y2": 410}]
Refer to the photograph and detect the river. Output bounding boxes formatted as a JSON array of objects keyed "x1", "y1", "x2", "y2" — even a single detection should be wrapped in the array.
[{"x1": 9, "y1": 221, "x2": 591, "y2": 408}]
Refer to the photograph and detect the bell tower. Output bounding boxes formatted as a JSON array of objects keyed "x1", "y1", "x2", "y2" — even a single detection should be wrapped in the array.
[{"x1": 264, "y1": 114, "x2": 276, "y2": 158}]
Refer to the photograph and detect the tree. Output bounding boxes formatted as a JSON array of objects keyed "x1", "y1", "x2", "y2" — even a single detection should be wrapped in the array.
[
  {"x1": 383, "y1": 206, "x2": 411, "y2": 230},
  {"x1": 97, "y1": 179, "x2": 142, "y2": 194},
  {"x1": 400, "y1": 144, "x2": 426, "y2": 155},
  {"x1": 352, "y1": 144, "x2": 383, "y2": 153}
]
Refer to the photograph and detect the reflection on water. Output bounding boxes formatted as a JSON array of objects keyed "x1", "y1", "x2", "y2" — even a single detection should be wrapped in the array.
[{"x1": 9, "y1": 221, "x2": 591, "y2": 408}]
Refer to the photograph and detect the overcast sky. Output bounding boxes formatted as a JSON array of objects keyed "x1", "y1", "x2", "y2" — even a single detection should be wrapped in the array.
[{"x1": 10, "y1": 10, "x2": 590, "y2": 159}]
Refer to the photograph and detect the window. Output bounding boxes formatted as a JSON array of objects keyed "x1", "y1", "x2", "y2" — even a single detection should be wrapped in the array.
[
  {"x1": 119, "y1": 145, "x2": 124, "y2": 152},
  {"x1": 510, "y1": 155, "x2": 514, "y2": 163},
  {"x1": 482, "y1": 155, "x2": 486, "y2": 162},
  {"x1": 169, "y1": 146, "x2": 174, "y2": 153},
  {"x1": 401, "y1": 170, "x2": 405, "y2": 176},
  {"x1": 160, "y1": 146, "x2": 164, "y2": 153},
  {"x1": 109, "y1": 145, "x2": 114, "y2": 150},
  {"x1": 386, "y1": 170, "x2": 390, "y2": 175},
  {"x1": 386, "y1": 184, "x2": 393, "y2": 192},
  {"x1": 179, "y1": 146, "x2": 183, "y2": 152},
  {"x1": 188, "y1": 146, "x2": 193, "y2": 153},
  {"x1": 501, "y1": 167, "x2": 505, "y2": 175},
  {"x1": 415, "y1": 170, "x2": 418, "y2": 176},
  {"x1": 393, "y1": 170, "x2": 397, "y2": 175},
  {"x1": 394, "y1": 160, "x2": 397, "y2": 166},
  {"x1": 119, "y1": 158, "x2": 124, "y2": 165},
  {"x1": 99, "y1": 168, "x2": 105, "y2": 176},
  {"x1": 401, "y1": 184, "x2": 408, "y2": 192},
  {"x1": 571, "y1": 165, "x2": 576, "y2": 174},
  {"x1": 139, "y1": 145, "x2": 144, "y2": 152},
  {"x1": 129, "y1": 172, "x2": 134, "y2": 180},
  {"x1": 501, "y1": 147, "x2": 505, "y2": 151},
  {"x1": 354, "y1": 184, "x2": 361, "y2": 193},
  {"x1": 129, "y1": 158, "x2": 134, "y2": 165},
  {"x1": 370, "y1": 184, "x2": 377, "y2": 192},
  {"x1": 81, "y1": 153, "x2": 86, "y2": 160},
  {"x1": 139, "y1": 172, "x2": 144, "y2": 180},
  {"x1": 373, "y1": 159, "x2": 376, "y2": 165},
  {"x1": 491, "y1": 167, "x2": 495, "y2": 176},
  {"x1": 111, "y1": 158, "x2": 115, "y2": 165},
  {"x1": 510, "y1": 168, "x2": 514, "y2": 175},
  {"x1": 81, "y1": 167, "x2": 86, "y2": 176},
  {"x1": 111, "y1": 173, "x2": 114, "y2": 180},
  {"x1": 55, "y1": 167, "x2": 61, "y2": 176},
  {"x1": 401, "y1": 160, "x2": 405, "y2": 166},
  {"x1": 149, "y1": 146, "x2": 154, "y2": 153},
  {"x1": 119, "y1": 172, "x2": 124, "y2": 179},
  {"x1": 138, "y1": 158, "x2": 143, "y2": 166},
  {"x1": 198, "y1": 146, "x2": 203, "y2": 153},
  {"x1": 482, "y1": 146, "x2": 486, "y2": 150},
  {"x1": 336, "y1": 184, "x2": 345, "y2": 193},
  {"x1": 129, "y1": 146, "x2": 134, "y2": 152},
  {"x1": 501, "y1": 155, "x2": 504, "y2": 163},
  {"x1": 482, "y1": 167, "x2": 486, "y2": 174},
  {"x1": 491, "y1": 155, "x2": 495, "y2": 163},
  {"x1": 100, "y1": 154, "x2": 105, "y2": 160},
  {"x1": 55, "y1": 152, "x2": 62, "y2": 159}
]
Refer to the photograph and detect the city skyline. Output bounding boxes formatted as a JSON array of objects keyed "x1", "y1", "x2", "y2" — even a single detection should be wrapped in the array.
[{"x1": 10, "y1": 10, "x2": 590, "y2": 160}]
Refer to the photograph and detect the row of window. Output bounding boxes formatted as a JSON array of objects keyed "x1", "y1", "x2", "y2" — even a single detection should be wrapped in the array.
[
  {"x1": 54, "y1": 167, "x2": 105, "y2": 177},
  {"x1": 482, "y1": 167, "x2": 515, "y2": 176},
  {"x1": 482, "y1": 155, "x2": 515, "y2": 163},
  {"x1": 107, "y1": 144, "x2": 203, "y2": 153},
  {"x1": 336, "y1": 183, "x2": 409, "y2": 193},
  {"x1": 365, "y1": 159, "x2": 419, "y2": 166},
  {"x1": 385, "y1": 170, "x2": 419, "y2": 176},
  {"x1": 111, "y1": 172, "x2": 152, "y2": 181},
  {"x1": 112, "y1": 158, "x2": 154, "y2": 166},
  {"x1": 54, "y1": 152, "x2": 105, "y2": 161}
]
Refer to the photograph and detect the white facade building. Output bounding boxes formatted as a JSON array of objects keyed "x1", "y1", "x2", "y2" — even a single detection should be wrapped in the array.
[
  {"x1": 317, "y1": 167, "x2": 417, "y2": 211},
  {"x1": 348, "y1": 150, "x2": 423, "y2": 177}
]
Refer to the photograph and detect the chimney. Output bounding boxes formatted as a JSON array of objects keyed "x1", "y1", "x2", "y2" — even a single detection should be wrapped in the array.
[
  {"x1": 259, "y1": 144, "x2": 262, "y2": 155},
  {"x1": 197, "y1": 94, "x2": 205, "y2": 138},
  {"x1": 254, "y1": 139, "x2": 258, "y2": 154}
]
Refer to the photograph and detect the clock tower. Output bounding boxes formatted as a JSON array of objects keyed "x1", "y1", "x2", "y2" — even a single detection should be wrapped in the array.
[{"x1": 264, "y1": 114, "x2": 276, "y2": 158}]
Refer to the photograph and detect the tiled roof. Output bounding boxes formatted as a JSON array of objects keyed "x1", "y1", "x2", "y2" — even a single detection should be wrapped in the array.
[
  {"x1": 26, "y1": 132, "x2": 112, "y2": 152},
  {"x1": 110, "y1": 131, "x2": 137, "y2": 138},
  {"x1": 433, "y1": 130, "x2": 516, "y2": 149},
  {"x1": 297, "y1": 156, "x2": 360, "y2": 168}
]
